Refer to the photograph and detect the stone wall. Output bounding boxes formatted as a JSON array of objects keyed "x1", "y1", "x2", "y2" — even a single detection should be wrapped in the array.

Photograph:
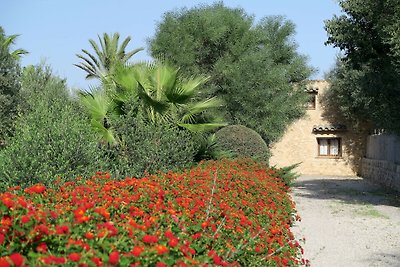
[
  {"x1": 365, "y1": 134, "x2": 400, "y2": 163},
  {"x1": 361, "y1": 134, "x2": 400, "y2": 192},
  {"x1": 361, "y1": 158, "x2": 400, "y2": 192}
]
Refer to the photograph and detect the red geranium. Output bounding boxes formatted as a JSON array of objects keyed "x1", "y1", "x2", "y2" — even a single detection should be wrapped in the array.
[
  {"x1": 109, "y1": 251, "x2": 119, "y2": 265},
  {"x1": 9, "y1": 253, "x2": 24, "y2": 267}
]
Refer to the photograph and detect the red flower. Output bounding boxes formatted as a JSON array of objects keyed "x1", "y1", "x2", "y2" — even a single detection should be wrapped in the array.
[
  {"x1": 0, "y1": 257, "x2": 9, "y2": 267},
  {"x1": 42, "y1": 255, "x2": 66, "y2": 265},
  {"x1": 91, "y1": 257, "x2": 102, "y2": 267},
  {"x1": 156, "y1": 262, "x2": 167, "y2": 267},
  {"x1": 164, "y1": 229, "x2": 174, "y2": 239},
  {"x1": 270, "y1": 228, "x2": 279, "y2": 235},
  {"x1": 85, "y1": 232, "x2": 94, "y2": 239},
  {"x1": 9, "y1": 253, "x2": 24, "y2": 267},
  {"x1": 20, "y1": 215, "x2": 30, "y2": 224},
  {"x1": 1, "y1": 198, "x2": 13, "y2": 208},
  {"x1": 142, "y1": 235, "x2": 158, "y2": 243},
  {"x1": 191, "y1": 232, "x2": 202, "y2": 240},
  {"x1": 131, "y1": 246, "x2": 144, "y2": 257},
  {"x1": 36, "y1": 224, "x2": 50, "y2": 235},
  {"x1": 55, "y1": 225, "x2": 70, "y2": 234},
  {"x1": 69, "y1": 253, "x2": 80, "y2": 262},
  {"x1": 25, "y1": 185, "x2": 46, "y2": 194},
  {"x1": 155, "y1": 245, "x2": 168, "y2": 255},
  {"x1": 0, "y1": 234, "x2": 4, "y2": 245},
  {"x1": 36, "y1": 242, "x2": 48, "y2": 253},
  {"x1": 109, "y1": 251, "x2": 119, "y2": 265},
  {"x1": 168, "y1": 237, "x2": 179, "y2": 248}
]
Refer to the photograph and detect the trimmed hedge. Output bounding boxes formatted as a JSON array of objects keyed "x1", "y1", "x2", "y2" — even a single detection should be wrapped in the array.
[{"x1": 215, "y1": 125, "x2": 269, "y2": 161}]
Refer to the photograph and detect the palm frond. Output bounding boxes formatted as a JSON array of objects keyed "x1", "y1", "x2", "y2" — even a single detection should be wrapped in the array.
[
  {"x1": 166, "y1": 75, "x2": 209, "y2": 104},
  {"x1": 73, "y1": 64, "x2": 97, "y2": 79},
  {"x1": 112, "y1": 64, "x2": 139, "y2": 95},
  {"x1": 180, "y1": 97, "x2": 223, "y2": 123},
  {"x1": 90, "y1": 119, "x2": 117, "y2": 145},
  {"x1": 89, "y1": 38, "x2": 103, "y2": 63},
  {"x1": 178, "y1": 122, "x2": 228, "y2": 132},
  {"x1": 118, "y1": 36, "x2": 131, "y2": 58},
  {"x1": 78, "y1": 91, "x2": 110, "y2": 122},
  {"x1": 137, "y1": 81, "x2": 169, "y2": 114},
  {"x1": 2, "y1": 34, "x2": 18, "y2": 47},
  {"x1": 152, "y1": 63, "x2": 178, "y2": 100},
  {"x1": 10, "y1": 48, "x2": 28, "y2": 60},
  {"x1": 81, "y1": 49, "x2": 101, "y2": 70},
  {"x1": 122, "y1": 47, "x2": 143, "y2": 62}
]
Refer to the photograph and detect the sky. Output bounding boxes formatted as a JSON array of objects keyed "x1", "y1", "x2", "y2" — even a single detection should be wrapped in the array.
[{"x1": 1, "y1": 0, "x2": 342, "y2": 89}]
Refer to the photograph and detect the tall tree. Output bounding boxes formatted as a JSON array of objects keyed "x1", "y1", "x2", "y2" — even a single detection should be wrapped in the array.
[
  {"x1": 149, "y1": 3, "x2": 313, "y2": 144},
  {"x1": 325, "y1": 0, "x2": 400, "y2": 132},
  {"x1": 0, "y1": 27, "x2": 27, "y2": 146},
  {"x1": 74, "y1": 32, "x2": 143, "y2": 80}
]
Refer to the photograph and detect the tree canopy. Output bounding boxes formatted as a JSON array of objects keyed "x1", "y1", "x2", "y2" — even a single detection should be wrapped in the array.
[
  {"x1": 149, "y1": 2, "x2": 313, "y2": 144},
  {"x1": 325, "y1": 0, "x2": 400, "y2": 132},
  {"x1": 0, "y1": 27, "x2": 27, "y2": 145}
]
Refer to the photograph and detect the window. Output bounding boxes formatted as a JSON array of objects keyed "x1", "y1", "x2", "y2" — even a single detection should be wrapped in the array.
[
  {"x1": 307, "y1": 93, "x2": 317, "y2": 109},
  {"x1": 317, "y1": 138, "x2": 341, "y2": 157}
]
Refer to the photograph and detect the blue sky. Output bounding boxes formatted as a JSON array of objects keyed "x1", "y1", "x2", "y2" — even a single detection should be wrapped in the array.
[{"x1": 1, "y1": 0, "x2": 342, "y2": 89}]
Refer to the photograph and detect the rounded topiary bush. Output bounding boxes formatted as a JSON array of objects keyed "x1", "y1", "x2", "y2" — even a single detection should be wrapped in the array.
[{"x1": 215, "y1": 125, "x2": 269, "y2": 161}]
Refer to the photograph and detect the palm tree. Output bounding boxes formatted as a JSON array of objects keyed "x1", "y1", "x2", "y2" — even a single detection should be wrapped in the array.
[
  {"x1": 79, "y1": 61, "x2": 226, "y2": 145},
  {"x1": 0, "y1": 27, "x2": 28, "y2": 60},
  {"x1": 74, "y1": 32, "x2": 143, "y2": 80},
  {"x1": 112, "y1": 61, "x2": 226, "y2": 132}
]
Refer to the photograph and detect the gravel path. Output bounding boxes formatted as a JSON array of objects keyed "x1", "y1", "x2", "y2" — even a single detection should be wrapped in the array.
[{"x1": 291, "y1": 175, "x2": 400, "y2": 267}]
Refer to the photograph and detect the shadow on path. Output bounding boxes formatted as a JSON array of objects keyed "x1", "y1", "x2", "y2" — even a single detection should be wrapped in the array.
[{"x1": 293, "y1": 176, "x2": 400, "y2": 207}]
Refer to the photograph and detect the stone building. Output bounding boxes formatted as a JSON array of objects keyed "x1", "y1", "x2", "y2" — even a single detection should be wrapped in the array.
[{"x1": 269, "y1": 80, "x2": 368, "y2": 176}]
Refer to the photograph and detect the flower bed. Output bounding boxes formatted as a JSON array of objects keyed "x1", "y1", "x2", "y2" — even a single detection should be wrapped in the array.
[{"x1": 0, "y1": 159, "x2": 308, "y2": 266}]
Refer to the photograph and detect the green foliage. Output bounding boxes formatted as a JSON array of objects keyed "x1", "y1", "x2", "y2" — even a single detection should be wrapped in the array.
[
  {"x1": 149, "y1": 3, "x2": 313, "y2": 144},
  {"x1": 112, "y1": 62, "x2": 225, "y2": 131},
  {"x1": 214, "y1": 125, "x2": 269, "y2": 161},
  {"x1": 0, "y1": 65, "x2": 104, "y2": 189},
  {"x1": 104, "y1": 108, "x2": 197, "y2": 178},
  {"x1": 0, "y1": 27, "x2": 26, "y2": 146},
  {"x1": 271, "y1": 163, "x2": 301, "y2": 187},
  {"x1": 325, "y1": 0, "x2": 400, "y2": 133},
  {"x1": 79, "y1": 61, "x2": 226, "y2": 145}
]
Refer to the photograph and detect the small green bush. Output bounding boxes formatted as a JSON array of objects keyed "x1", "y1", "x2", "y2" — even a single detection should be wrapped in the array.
[
  {"x1": 0, "y1": 65, "x2": 105, "y2": 190},
  {"x1": 270, "y1": 163, "x2": 301, "y2": 187},
  {"x1": 215, "y1": 125, "x2": 269, "y2": 161},
  {"x1": 104, "y1": 111, "x2": 197, "y2": 178}
]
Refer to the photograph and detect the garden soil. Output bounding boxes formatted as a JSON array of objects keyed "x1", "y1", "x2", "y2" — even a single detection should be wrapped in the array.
[{"x1": 291, "y1": 175, "x2": 400, "y2": 267}]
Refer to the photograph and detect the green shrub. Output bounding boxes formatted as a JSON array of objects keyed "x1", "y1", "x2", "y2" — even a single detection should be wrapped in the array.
[
  {"x1": 0, "y1": 65, "x2": 105, "y2": 190},
  {"x1": 270, "y1": 163, "x2": 301, "y2": 187},
  {"x1": 214, "y1": 125, "x2": 269, "y2": 161},
  {"x1": 0, "y1": 28, "x2": 22, "y2": 146},
  {"x1": 104, "y1": 111, "x2": 197, "y2": 178}
]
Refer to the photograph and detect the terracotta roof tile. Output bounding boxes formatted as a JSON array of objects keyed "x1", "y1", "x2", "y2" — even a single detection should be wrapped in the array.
[
  {"x1": 305, "y1": 87, "x2": 319, "y2": 93},
  {"x1": 312, "y1": 124, "x2": 346, "y2": 132}
]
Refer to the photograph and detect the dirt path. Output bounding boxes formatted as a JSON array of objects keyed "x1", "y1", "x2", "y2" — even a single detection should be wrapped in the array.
[{"x1": 291, "y1": 175, "x2": 400, "y2": 267}]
